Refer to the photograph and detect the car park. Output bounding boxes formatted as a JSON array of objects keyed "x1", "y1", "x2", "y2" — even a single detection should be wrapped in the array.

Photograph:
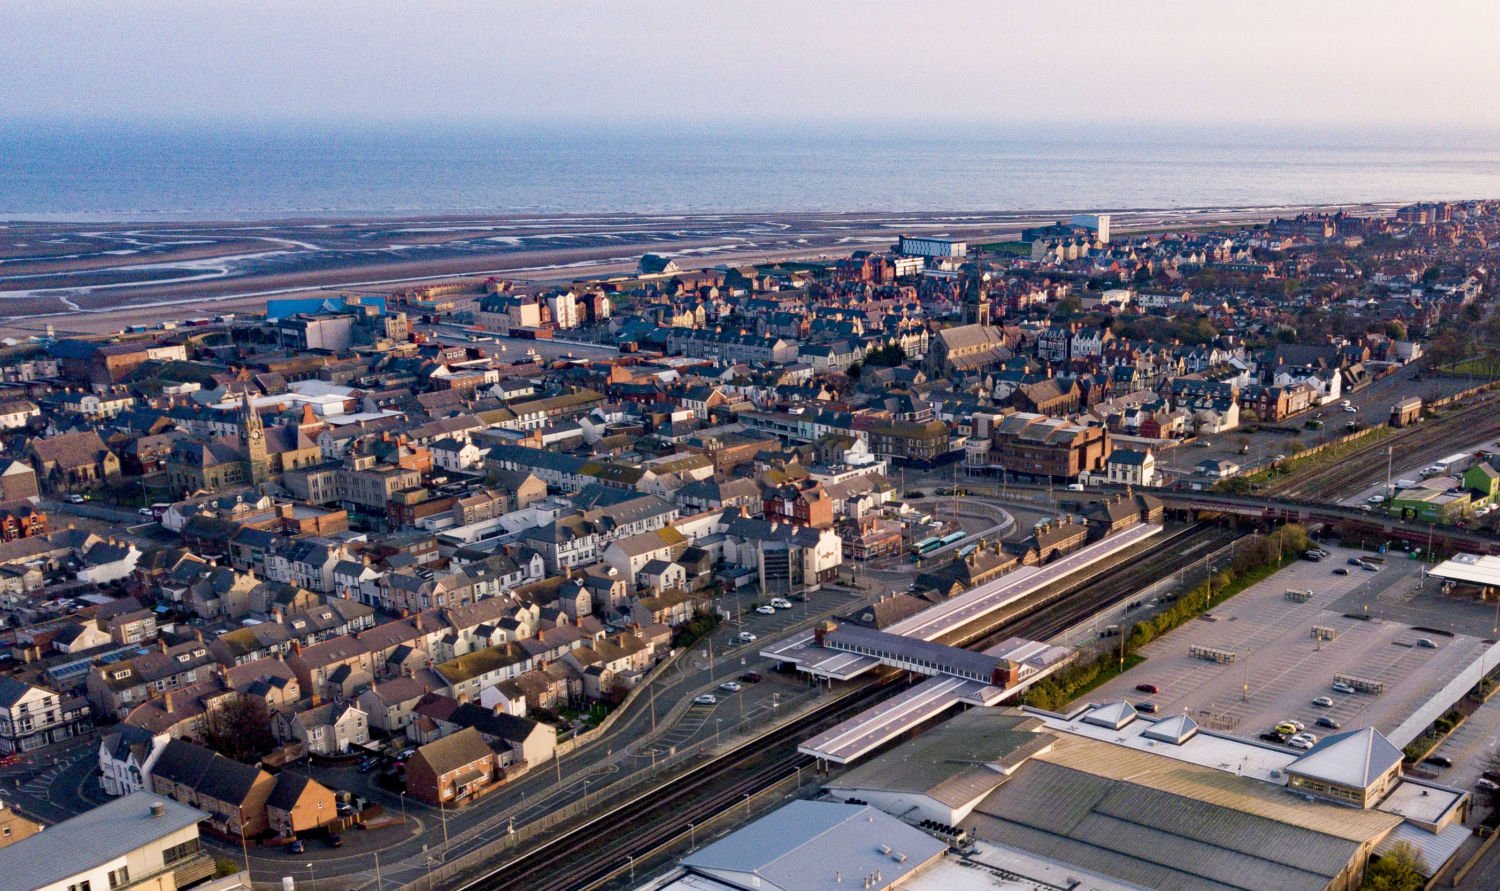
[
  {"x1": 1424, "y1": 755, "x2": 1453, "y2": 768},
  {"x1": 1312, "y1": 696, "x2": 1333, "y2": 708},
  {"x1": 1135, "y1": 683, "x2": 1160, "y2": 694},
  {"x1": 736, "y1": 631, "x2": 757, "y2": 643},
  {"x1": 1316, "y1": 716, "x2": 1341, "y2": 729},
  {"x1": 755, "y1": 605, "x2": 777, "y2": 615},
  {"x1": 693, "y1": 694, "x2": 717, "y2": 705},
  {"x1": 719, "y1": 681, "x2": 742, "y2": 693}
]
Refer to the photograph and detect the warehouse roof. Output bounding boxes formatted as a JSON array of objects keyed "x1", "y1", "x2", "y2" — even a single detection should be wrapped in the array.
[
  {"x1": 1428, "y1": 552, "x2": 1500, "y2": 588},
  {"x1": 827, "y1": 708, "x2": 1052, "y2": 809},
  {"x1": 1287, "y1": 727, "x2": 1404, "y2": 791},
  {"x1": 680, "y1": 800, "x2": 945, "y2": 891}
]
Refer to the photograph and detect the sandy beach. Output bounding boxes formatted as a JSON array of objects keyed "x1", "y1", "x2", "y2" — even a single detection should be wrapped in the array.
[{"x1": 0, "y1": 203, "x2": 1396, "y2": 338}]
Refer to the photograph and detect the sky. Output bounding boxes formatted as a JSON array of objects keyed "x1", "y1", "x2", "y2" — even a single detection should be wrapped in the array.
[{"x1": 4, "y1": 1, "x2": 1497, "y2": 129}]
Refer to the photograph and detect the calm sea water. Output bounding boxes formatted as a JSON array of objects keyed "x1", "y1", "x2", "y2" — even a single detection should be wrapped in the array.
[{"x1": 3, "y1": 121, "x2": 1500, "y2": 221}]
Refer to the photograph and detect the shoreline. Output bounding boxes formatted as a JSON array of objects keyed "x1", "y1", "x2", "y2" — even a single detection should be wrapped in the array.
[{"x1": 0, "y1": 200, "x2": 1403, "y2": 338}]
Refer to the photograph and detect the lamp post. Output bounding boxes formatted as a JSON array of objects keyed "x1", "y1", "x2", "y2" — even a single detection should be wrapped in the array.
[
  {"x1": 305, "y1": 862, "x2": 315, "y2": 891},
  {"x1": 688, "y1": 822, "x2": 696, "y2": 850},
  {"x1": 439, "y1": 794, "x2": 449, "y2": 853},
  {"x1": 399, "y1": 791, "x2": 407, "y2": 828}
]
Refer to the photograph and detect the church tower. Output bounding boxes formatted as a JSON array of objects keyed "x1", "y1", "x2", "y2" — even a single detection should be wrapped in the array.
[{"x1": 239, "y1": 386, "x2": 269, "y2": 486}]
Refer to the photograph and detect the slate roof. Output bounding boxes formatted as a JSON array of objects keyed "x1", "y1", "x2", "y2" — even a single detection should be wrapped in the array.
[{"x1": 414, "y1": 726, "x2": 494, "y2": 776}]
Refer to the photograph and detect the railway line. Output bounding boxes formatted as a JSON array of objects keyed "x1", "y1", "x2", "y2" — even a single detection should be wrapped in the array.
[
  {"x1": 463, "y1": 523, "x2": 1233, "y2": 890},
  {"x1": 1270, "y1": 397, "x2": 1500, "y2": 501},
  {"x1": 458, "y1": 402, "x2": 1448, "y2": 890}
]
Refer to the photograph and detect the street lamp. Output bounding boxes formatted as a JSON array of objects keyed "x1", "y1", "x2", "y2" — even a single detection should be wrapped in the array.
[
  {"x1": 399, "y1": 791, "x2": 407, "y2": 827},
  {"x1": 305, "y1": 862, "x2": 315, "y2": 891}
]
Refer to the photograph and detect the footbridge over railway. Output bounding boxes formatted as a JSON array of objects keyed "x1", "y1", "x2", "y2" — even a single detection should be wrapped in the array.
[{"x1": 1158, "y1": 491, "x2": 1500, "y2": 555}]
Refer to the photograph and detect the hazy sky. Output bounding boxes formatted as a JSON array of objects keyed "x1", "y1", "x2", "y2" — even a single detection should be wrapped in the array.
[{"x1": 4, "y1": 1, "x2": 1495, "y2": 128}]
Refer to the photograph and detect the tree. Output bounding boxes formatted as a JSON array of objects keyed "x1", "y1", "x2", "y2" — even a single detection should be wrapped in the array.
[
  {"x1": 1385, "y1": 321, "x2": 1408, "y2": 341},
  {"x1": 1360, "y1": 842, "x2": 1425, "y2": 891},
  {"x1": 200, "y1": 697, "x2": 276, "y2": 763}
]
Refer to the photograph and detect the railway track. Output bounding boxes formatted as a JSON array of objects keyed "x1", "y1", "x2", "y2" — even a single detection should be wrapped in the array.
[
  {"x1": 467, "y1": 524, "x2": 1234, "y2": 891},
  {"x1": 1271, "y1": 398, "x2": 1500, "y2": 501},
  {"x1": 464, "y1": 423, "x2": 1413, "y2": 891}
]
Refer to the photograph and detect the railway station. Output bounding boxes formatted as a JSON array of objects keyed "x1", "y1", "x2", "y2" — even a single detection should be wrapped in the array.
[{"x1": 758, "y1": 522, "x2": 1160, "y2": 763}]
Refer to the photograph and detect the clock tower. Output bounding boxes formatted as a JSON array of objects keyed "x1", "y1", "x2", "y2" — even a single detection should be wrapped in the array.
[{"x1": 239, "y1": 386, "x2": 269, "y2": 486}]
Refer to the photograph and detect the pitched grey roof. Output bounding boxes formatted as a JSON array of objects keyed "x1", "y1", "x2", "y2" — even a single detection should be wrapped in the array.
[
  {"x1": 1287, "y1": 727, "x2": 1403, "y2": 789},
  {"x1": 0, "y1": 792, "x2": 206, "y2": 891}
]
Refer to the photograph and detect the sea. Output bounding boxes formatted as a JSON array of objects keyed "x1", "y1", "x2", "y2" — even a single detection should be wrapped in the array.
[{"x1": 3, "y1": 120, "x2": 1500, "y2": 221}]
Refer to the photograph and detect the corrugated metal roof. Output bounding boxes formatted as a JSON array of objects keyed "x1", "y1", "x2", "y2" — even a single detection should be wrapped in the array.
[{"x1": 1037, "y1": 735, "x2": 1402, "y2": 841}]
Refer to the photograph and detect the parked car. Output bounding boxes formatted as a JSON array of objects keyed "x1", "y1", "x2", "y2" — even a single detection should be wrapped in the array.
[
  {"x1": 1135, "y1": 683, "x2": 1161, "y2": 694},
  {"x1": 739, "y1": 672, "x2": 763, "y2": 683},
  {"x1": 1316, "y1": 716, "x2": 1341, "y2": 729},
  {"x1": 65, "y1": 494, "x2": 87, "y2": 504},
  {"x1": 1416, "y1": 638, "x2": 1438, "y2": 649},
  {"x1": 1476, "y1": 778, "x2": 1498, "y2": 793},
  {"x1": 1312, "y1": 696, "x2": 1333, "y2": 708},
  {"x1": 1347, "y1": 557, "x2": 1365, "y2": 567},
  {"x1": 0, "y1": 754, "x2": 20, "y2": 767},
  {"x1": 137, "y1": 507, "x2": 154, "y2": 516},
  {"x1": 719, "y1": 681, "x2": 742, "y2": 693},
  {"x1": 1343, "y1": 405, "x2": 1359, "y2": 414},
  {"x1": 1333, "y1": 567, "x2": 1350, "y2": 575},
  {"x1": 1260, "y1": 731, "x2": 1287, "y2": 744},
  {"x1": 325, "y1": 834, "x2": 344, "y2": 848},
  {"x1": 1332, "y1": 682, "x2": 1357, "y2": 694},
  {"x1": 769, "y1": 597, "x2": 793, "y2": 609},
  {"x1": 1302, "y1": 551, "x2": 1323, "y2": 562},
  {"x1": 357, "y1": 757, "x2": 381, "y2": 773},
  {"x1": 693, "y1": 694, "x2": 717, "y2": 706},
  {"x1": 1360, "y1": 562, "x2": 1379, "y2": 572},
  {"x1": 1482, "y1": 770, "x2": 1500, "y2": 784},
  {"x1": 755, "y1": 605, "x2": 776, "y2": 615},
  {"x1": 288, "y1": 839, "x2": 305, "y2": 855},
  {"x1": 736, "y1": 631, "x2": 757, "y2": 643},
  {"x1": 1424, "y1": 755, "x2": 1453, "y2": 769},
  {"x1": 1289, "y1": 737, "x2": 1314, "y2": 750},
  {"x1": 1134, "y1": 702, "x2": 1159, "y2": 714},
  {"x1": 1275, "y1": 721, "x2": 1299, "y2": 735}
]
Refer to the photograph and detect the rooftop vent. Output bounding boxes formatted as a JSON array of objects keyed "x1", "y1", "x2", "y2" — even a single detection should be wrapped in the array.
[{"x1": 149, "y1": 801, "x2": 166, "y2": 818}]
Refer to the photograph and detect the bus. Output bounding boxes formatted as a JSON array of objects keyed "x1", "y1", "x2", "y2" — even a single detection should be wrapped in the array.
[
  {"x1": 911, "y1": 536, "x2": 943, "y2": 557},
  {"x1": 939, "y1": 531, "x2": 967, "y2": 547}
]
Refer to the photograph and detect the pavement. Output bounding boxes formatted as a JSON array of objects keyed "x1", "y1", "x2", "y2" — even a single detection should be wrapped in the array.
[{"x1": 1078, "y1": 542, "x2": 1492, "y2": 746}]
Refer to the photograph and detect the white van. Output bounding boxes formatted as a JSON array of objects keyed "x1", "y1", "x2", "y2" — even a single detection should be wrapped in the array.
[{"x1": 770, "y1": 597, "x2": 793, "y2": 610}]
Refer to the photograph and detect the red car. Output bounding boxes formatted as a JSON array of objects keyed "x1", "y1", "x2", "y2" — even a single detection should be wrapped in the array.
[
  {"x1": 1135, "y1": 683, "x2": 1161, "y2": 695},
  {"x1": 0, "y1": 754, "x2": 21, "y2": 767}
]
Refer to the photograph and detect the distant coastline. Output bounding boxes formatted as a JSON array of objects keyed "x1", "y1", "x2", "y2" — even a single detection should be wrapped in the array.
[
  {"x1": 3, "y1": 121, "x2": 1499, "y2": 222},
  {"x1": 0, "y1": 201, "x2": 1397, "y2": 338}
]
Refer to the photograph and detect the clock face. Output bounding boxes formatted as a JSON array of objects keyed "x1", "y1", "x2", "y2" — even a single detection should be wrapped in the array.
[{"x1": 249, "y1": 429, "x2": 262, "y2": 441}]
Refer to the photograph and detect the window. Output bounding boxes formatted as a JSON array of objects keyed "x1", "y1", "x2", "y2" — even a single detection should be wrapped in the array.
[
  {"x1": 161, "y1": 838, "x2": 200, "y2": 864},
  {"x1": 108, "y1": 866, "x2": 130, "y2": 889},
  {"x1": 68, "y1": 882, "x2": 92, "y2": 891}
]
